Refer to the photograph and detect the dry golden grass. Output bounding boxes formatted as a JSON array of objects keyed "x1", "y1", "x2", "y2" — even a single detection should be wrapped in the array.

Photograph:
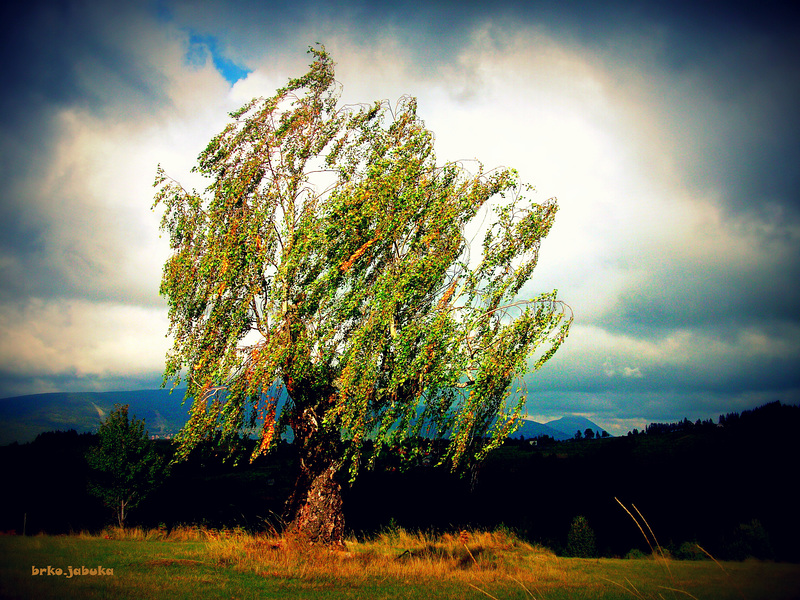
[
  {"x1": 85, "y1": 524, "x2": 253, "y2": 542},
  {"x1": 6, "y1": 526, "x2": 800, "y2": 599},
  {"x1": 202, "y1": 525, "x2": 562, "y2": 586}
]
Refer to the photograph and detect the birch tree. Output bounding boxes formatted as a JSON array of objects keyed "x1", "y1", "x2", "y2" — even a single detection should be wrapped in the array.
[{"x1": 153, "y1": 46, "x2": 571, "y2": 545}]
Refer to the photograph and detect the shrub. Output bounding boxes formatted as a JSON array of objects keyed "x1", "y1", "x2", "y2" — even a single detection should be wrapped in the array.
[
  {"x1": 723, "y1": 519, "x2": 774, "y2": 560},
  {"x1": 675, "y1": 541, "x2": 708, "y2": 561},
  {"x1": 566, "y1": 515, "x2": 597, "y2": 558}
]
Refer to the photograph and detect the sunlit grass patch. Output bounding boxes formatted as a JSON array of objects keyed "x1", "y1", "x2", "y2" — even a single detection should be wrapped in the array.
[{"x1": 202, "y1": 524, "x2": 559, "y2": 584}]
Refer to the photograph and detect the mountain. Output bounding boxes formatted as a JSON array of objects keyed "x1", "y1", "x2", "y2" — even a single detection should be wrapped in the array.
[
  {"x1": 0, "y1": 389, "x2": 191, "y2": 445},
  {"x1": 545, "y1": 415, "x2": 607, "y2": 439},
  {"x1": 510, "y1": 419, "x2": 574, "y2": 440},
  {"x1": 510, "y1": 415, "x2": 608, "y2": 441}
]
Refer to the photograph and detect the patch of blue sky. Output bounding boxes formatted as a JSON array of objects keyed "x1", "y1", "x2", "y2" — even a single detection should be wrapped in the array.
[{"x1": 185, "y1": 32, "x2": 251, "y2": 85}]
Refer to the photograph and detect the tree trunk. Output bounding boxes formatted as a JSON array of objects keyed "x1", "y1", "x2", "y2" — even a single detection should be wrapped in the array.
[
  {"x1": 286, "y1": 462, "x2": 345, "y2": 546},
  {"x1": 284, "y1": 406, "x2": 346, "y2": 546},
  {"x1": 117, "y1": 499, "x2": 125, "y2": 529}
]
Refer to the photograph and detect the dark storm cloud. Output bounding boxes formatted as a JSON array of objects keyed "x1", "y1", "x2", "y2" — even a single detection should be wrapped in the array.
[
  {"x1": 609, "y1": 237, "x2": 800, "y2": 334},
  {"x1": 1, "y1": 0, "x2": 166, "y2": 134},
  {"x1": 644, "y1": 43, "x2": 800, "y2": 222}
]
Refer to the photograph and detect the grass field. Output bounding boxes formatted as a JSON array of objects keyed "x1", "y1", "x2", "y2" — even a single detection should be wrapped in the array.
[{"x1": 1, "y1": 527, "x2": 799, "y2": 600}]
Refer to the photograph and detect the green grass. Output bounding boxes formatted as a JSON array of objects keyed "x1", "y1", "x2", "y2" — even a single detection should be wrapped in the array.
[{"x1": 1, "y1": 528, "x2": 799, "y2": 599}]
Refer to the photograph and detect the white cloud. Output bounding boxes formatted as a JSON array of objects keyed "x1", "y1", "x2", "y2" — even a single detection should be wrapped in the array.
[
  {"x1": 0, "y1": 298, "x2": 170, "y2": 380},
  {"x1": 622, "y1": 366, "x2": 643, "y2": 379},
  {"x1": 527, "y1": 319, "x2": 800, "y2": 401}
]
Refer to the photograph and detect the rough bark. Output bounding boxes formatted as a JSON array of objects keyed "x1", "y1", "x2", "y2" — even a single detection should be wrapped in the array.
[
  {"x1": 286, "y1": 462, "x2": 345, "y2": 546},
  {"x1": 284, "y1": 406, "x2": 346, "y2": 546}
]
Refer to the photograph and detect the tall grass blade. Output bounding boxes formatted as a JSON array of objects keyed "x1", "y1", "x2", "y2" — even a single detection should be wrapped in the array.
[
  {"x1": 657, "y1": 585, "x2": 700, "y2": 599},
  {"x1": 467, "y1": 582, "x2": 502, "y2": 600},
  {"x1": 633, "y1": 502, "x2": 673, "y2": 578},
  {"x1": 615, "y1": 497, "x2": 655, "y2": 556}
]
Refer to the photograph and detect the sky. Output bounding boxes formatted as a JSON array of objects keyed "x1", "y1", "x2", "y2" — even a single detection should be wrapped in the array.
[{"x1": 1, "y1": 0, "x2": 798, "y2": 435}]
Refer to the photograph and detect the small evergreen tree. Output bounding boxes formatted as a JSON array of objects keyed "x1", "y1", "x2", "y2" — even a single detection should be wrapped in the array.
[
  {"x1": 86, "y1": 404, "x2": 166, "y2": 528},
  {"x1": 567, "y1": 515, "x2": 597, "y2": 558}
]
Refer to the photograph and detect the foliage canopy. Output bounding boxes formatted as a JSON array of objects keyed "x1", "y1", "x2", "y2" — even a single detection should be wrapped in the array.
[{"x1": 153, "y1": 46, "x2": 570, "y2": 486}]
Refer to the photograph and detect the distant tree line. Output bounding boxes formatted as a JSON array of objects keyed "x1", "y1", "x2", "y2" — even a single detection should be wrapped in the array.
[
  {"x1": 640, "y1": 418, "x2": 717, "y2": 436},
  {"x1": 573, "y1": 428, "x2": 609, "y2": 440},
  {"x1": 625, "y1": 401, "x2": 798, "y2": 437}
]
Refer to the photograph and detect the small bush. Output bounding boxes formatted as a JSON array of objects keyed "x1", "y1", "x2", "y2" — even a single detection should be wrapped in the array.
[
  {"x1": 380, "y1": 517, "x2": 402, "y2": 540},
  {"x1": 625, "y1": 548, "x2": 647, "y2": 560},
  {"x1": 675, "y1": 541, "x2": 708, "y2": 561},
  {"x1": 566, "y1": 515, "x2": 597, "y2": 558},
  {"x1": 723, "y1": 519, "x2": 774, "y2": 560}
]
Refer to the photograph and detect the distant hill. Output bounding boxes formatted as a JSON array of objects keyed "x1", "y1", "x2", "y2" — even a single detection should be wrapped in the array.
[
  {"x1": 510, "y1": 419, "x2": 571, "y2": 440},
  {"x1": 546, "y1": 415, "x2": 608, "y2": 439},
  {"x1": 0, "y1": 389, "x2": 191, "y2": 445},
  {"x1": 511, "y1": 415, "x2": 608, "y2": 441}
]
